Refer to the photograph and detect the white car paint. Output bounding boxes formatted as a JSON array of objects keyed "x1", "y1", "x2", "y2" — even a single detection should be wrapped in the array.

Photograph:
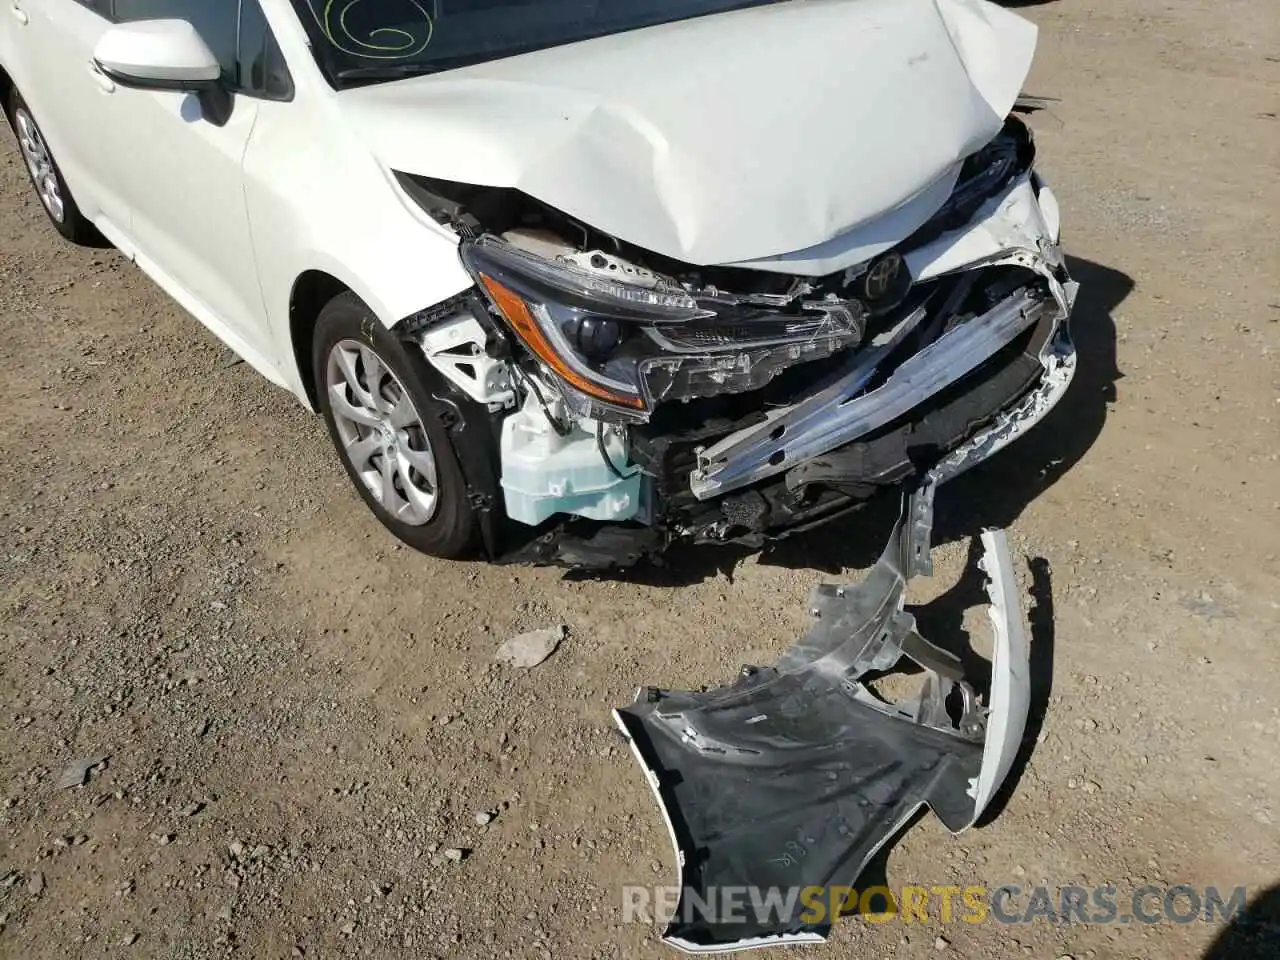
[
  {"x1": 3, "y1": 0, "x2": 130, "y2": 233},
  {"x1": 342, "y1": 0, "x2": 1036, "y2": 273},
  {"x1": 0, "y1": 0, "x2": 1038, "y2": 410},
  {"x1": 94, "y1": 18, "x2": 219, "y2": 84},
  {"x1": 905, "y1": 174, "x2": 1064, "y2": 281}
]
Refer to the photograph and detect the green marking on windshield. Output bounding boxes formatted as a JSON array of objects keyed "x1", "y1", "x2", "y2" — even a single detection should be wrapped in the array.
[{"x1": 306, "y1": 0, "x2": 434, "y2": 60}]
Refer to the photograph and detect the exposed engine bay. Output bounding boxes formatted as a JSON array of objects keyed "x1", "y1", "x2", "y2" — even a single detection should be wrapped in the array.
[{"x1": 392, "y1": 114, "x2": 1077, "y2": 569}]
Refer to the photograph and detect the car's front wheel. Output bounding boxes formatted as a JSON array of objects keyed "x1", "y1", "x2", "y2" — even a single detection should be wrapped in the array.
[
  {"x1": 313, "y1": 291, "x2": 481, "y2": 558},
  {"x1": 5, "y1": 89, "x2": 96, "y2": 243}
]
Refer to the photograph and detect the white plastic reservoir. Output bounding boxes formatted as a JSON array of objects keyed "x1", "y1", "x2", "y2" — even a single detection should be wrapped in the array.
[{"x1": 499, "y1": 396, "x2": 641, "y2": 526}]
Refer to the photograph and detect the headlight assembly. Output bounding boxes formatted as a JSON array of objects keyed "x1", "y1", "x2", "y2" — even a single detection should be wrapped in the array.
[
  {"x1": 460, "y1": 236, "x2": 711, "y2": 420},
  {"x1": 460, "y1": 237, "x2": 868, "y2": 422}
]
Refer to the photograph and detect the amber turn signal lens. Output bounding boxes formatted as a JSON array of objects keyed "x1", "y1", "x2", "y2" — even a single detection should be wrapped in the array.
[{"x1": 478, "y1": 273, "x2": 644, "y2": 410}]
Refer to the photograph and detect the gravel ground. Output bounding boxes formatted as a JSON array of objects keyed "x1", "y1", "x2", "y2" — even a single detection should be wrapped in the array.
[{"x1": 2, "y1": 1, "x2": 1279, "y2": 958}]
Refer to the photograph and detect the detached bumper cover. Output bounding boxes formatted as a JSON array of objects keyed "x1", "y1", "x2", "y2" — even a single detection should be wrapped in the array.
[{"x1": 614, "y1": 485, "x2": 1031, "y2": 952}]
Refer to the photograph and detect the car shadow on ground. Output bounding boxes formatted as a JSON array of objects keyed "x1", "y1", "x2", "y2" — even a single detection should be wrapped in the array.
[{"x1": 1202, "y1": 884, "x2": 1280, "y2": 960}]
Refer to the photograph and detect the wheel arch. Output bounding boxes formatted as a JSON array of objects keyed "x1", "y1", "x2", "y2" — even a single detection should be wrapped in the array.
[
  {"x1": 288, "y1": 269, "x2": 353, "y2": 410},
  {"x1": 0, "y1": 62, "x2": 14, "y2": 126}
]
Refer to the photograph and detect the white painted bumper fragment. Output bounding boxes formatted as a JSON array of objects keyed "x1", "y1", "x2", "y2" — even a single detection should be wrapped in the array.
[{"x1": 968, "y1": 527, "x2": 1032, "y2": 821}]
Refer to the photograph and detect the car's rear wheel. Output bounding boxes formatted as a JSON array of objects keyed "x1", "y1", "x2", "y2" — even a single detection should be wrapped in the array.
[
  {"x1": 314, "y1": 291, "x2": 480, "y2": 558},
  {"x1": 5, "y1": 89, "x2": 96, "y2": 243}
]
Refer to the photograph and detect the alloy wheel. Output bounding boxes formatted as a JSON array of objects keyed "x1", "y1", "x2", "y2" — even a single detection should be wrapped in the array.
[
  {"x1": 13, "y1": 108, "x2": 65, "y2": 223},
  {"x1": 325, "y1": 340, "x2": 439, "y2": 525}
]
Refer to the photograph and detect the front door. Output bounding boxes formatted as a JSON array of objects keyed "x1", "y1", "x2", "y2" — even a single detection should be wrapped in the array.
[
  {"x1": 94, "y1": 0, "x2": 275, "y2": 365},
  {"x1": 12, "y1": 0, "x2": 131, "y2": 236}
]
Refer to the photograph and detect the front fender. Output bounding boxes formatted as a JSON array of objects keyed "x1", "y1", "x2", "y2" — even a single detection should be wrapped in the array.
[{"x1": 243, "y1": 99, "x2": 475, "y2": 402}]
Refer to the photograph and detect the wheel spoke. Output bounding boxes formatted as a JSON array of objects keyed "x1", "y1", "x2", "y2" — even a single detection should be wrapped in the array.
[
  {"x1": 386, "y1": 391, "x2": 419, "y2": 429},
  {"x1": 345, "y1": 433, "x2": 381, "y2": 468},
  {"x1": 328, "y1": 383, "x2": 381, "y2": 429},
  {"x1": 43, "y1": 179, "x2": 64, "y2": 222},
  {"x1": 397, "y1": 444, "x2": 436, "y2": 484},
  {"x1": 360, "y1": 347, "x2": 394, "y2": 414},
  {"x1": 398, "y1": 465, "x2": 435, "y2": 518},
  {"x1": 333, "y1": 347, "x2": 371, "y2": 402},
  {"x1": 379, "y1": 451, "x2": 399, "y2": 509}
]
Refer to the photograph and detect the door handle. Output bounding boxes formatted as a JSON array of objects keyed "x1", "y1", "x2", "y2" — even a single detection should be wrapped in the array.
[
  {"x1": 10, "y1": 2, "x2": 29, "y2": 25},
  {"x1": 88, "y1": 62, "x2": 116, "y2": 94}
]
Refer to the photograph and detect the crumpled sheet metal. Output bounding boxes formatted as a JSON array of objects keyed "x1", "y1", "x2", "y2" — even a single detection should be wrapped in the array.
[
  {"x1": 347, "y1": 0, "x2": 1036, "y2": 272},
  {"x1": 690, "y1": 283, "x2": 1059, "y2": 500},
  {"x1": 614, "y1": 497, "x2": 1031, "y2": 953}
]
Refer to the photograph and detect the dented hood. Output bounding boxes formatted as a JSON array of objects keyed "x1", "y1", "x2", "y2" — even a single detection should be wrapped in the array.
[{"x1": 340, "y1": 0, "x2": 1037, "y2": 269}]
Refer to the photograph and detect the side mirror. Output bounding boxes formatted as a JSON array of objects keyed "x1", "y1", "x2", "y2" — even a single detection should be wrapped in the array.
[{"x1": 93, "y1": 19, "x2": 221, "y2": 91}]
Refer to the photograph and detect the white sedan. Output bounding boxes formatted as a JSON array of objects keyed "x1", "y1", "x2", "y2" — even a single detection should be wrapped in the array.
[{"x1": 0, "y1": 0, "x2": 1076, "y2": 568}]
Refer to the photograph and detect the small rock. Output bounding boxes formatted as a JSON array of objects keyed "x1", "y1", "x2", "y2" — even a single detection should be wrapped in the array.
[
  {"x1": 494, "y1": 626, "x2": 566, "y2": 669},
  {"x1": 27, "y1": 871, "x2": 45, "y2": 896},
  {"x1": 228, "y1": 841, "x2": 245, "y2": 859},
  {"x1": 181, "y1": 802, "x2": 204, "y2": 818},
  {"x1": 935, "y1": 935, "x2": 951, "y2": 950},
  {"x1": 1181, "y1": 592, "x2": 1234, "y2": 621},
  {"x1": 56, "y1": 755, "x2": 106, "y2": 790},
  {"x1": 1083, "y1": 780, "x2": 1101, "y2": 794},
  {"x1": 340, "y1": 921, "x2": 356, "y2": 936},
  {"x1": 123, "y1": 933, "x2": 139, "y2": 946},
  {"x1": 443, "y1": 848, "x2": 466, "y2": 863},
  {"x1": 474, "y1": 811, "x2": 493, "y2": 827},
  {"x1": 156, "y1": 833, "x2": 175, "y2": 846}
]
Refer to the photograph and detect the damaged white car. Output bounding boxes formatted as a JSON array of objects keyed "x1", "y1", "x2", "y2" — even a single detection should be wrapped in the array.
[
  {"x1": 3, "y1": 1, "x2": 1064, "y2": 948},
  {"x1": 0, "y1": 0, "x2": 1073, "y2": 567}
]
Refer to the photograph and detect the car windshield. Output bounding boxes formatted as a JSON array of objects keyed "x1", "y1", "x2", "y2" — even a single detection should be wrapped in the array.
[{"x1": 288, "y1": 0, "x2": 787, "y2": 86}]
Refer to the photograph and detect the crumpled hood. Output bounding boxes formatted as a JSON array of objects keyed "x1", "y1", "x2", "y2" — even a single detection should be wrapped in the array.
[{"x1": 341, "y1": 0, "x2": 1036, "y2": 270}]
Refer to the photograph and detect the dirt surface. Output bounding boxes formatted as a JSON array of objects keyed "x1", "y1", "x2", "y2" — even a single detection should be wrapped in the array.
[{"x1": 2, "y1": 1, "x2": 1279, "y2": 958}]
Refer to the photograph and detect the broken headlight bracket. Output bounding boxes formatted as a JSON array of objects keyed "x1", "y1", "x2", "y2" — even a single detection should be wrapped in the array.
[{"x1": 613, "y1": 469, "x2": 1032, "y2": 953}]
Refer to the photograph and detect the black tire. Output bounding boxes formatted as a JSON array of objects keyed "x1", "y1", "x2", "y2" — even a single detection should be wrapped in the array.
[
  {"x1": 5, "y1": 88, "x2": 97, "y2": 244},
  {"x1": 313, "y1": 291, "x2": 480, "y2": 559}
]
